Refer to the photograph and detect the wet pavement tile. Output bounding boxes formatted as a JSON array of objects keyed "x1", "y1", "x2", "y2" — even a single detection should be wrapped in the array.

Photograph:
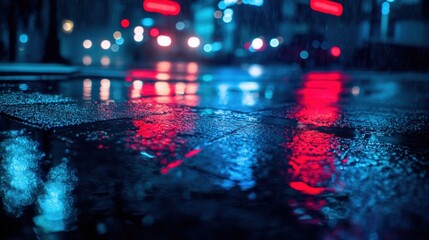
[{"x1": 1, "y1": 69, "x2": 429, "y2": 239}]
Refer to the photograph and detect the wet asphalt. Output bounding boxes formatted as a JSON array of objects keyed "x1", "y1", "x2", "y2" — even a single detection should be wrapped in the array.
[{"x1": 1, "y1": 64, "x2": 429, "y2": 239}]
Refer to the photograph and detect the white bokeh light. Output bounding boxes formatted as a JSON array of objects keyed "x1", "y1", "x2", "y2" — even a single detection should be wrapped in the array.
[
  {"x1": 157, "y1": 35, "x2": 172, "y2": 47},
  {"x1": 83, "y1": 40, "x2": 92, "y2": 49},
  {"x1": 101, "y1": 40, "x2": 111, "y2": 50},
  {"x1": 187, "y1": 37, "x2": 201, "y2": 48},
  {"x1": 251, "y1": 38, "x2": 264, "y2": 50}
]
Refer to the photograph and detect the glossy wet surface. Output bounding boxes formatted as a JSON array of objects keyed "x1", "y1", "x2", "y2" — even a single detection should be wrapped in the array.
[{"x1": 1, "y1": 64, "x2": 429, "y2": 239}]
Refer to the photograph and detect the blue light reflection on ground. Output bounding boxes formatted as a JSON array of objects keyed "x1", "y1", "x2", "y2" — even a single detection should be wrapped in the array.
[
  {"x1": 33, "y1": 160, "x2": 77, "y2": 233},
  {"x1": 0, "y1": 130, "x2": 43, "y2": 216}
]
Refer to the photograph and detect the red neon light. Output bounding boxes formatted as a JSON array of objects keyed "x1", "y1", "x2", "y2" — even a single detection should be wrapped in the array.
[
  {"x1": 330, "y1": 46, "x2": 341, "y2": 57},
  {"x1": 310, "y1": 0, "x2": 343, "y2": 16},
  {"x1": 143, "y1": 0, "x2": 180, "y2": 16}
]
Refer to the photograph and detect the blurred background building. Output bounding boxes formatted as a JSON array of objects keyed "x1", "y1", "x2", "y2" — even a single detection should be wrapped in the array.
[{"x1": 0, "y1": 0, "x2": 428, "y2": 70}]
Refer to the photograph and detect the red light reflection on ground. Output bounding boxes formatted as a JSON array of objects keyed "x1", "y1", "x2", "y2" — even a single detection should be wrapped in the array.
[
  {"x1": 161, "y1": 159, "x2": 183, "y2": 175},
  {"x1": 126, "y1": 78, "x2": 200, "y2": 174},
  {"x1": 130, "y1": 111, "x2": 194, "y2": 174},
  {"x1": 286, "y1": 71, "x2": 344, "y2": 223},
  {"x1": 185, "y1": 149, "x2": 201, "y2": 158},
  {"x1": 126, "y1": 62, "x2": 198, "y2": 82}
]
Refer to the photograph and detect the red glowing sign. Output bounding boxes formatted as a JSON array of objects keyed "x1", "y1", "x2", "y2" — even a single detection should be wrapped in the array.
[
  {"x1": 143, "y1": 0, "x2": 180, "y2": 16},
  {"x1": 310, "y1": 0, "x2": 343, "y2": 16}
]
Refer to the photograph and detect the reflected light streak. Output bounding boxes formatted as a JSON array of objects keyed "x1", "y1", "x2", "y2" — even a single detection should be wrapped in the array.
[
  {"x1": 156, "y1": 61, "x2": 172, "y2": 72},
  {"x1": 304, "y1": 72, "x2": 343, "y2": 81},
  {"x1": 248, "y1": 64, "x2": 263, "y2": 78},
  {"x1": 127, "y1": 70, "x2": 158, "y2": 80},
  {"x1": 156, "y1": 73, "x2": 171, "y2": 81},
  {"x1": 185, "y1": 75, "x2": 197, "y2": 81},
  {"x1": 187, "y1": 62, "x2": 199, "y2": 74},
  {"x1": 186, "y1": 83, "x2": 199, "y2": 94},
  {"x1": 131, "y1": 80, "x2": 143, "y2": 99},
  {"x1": 239, "y1": 82, "x2": 260, "y2": 92},
  {"x1": 100, "y1": 78, "x2": 111, "y2": 101},
  {"x1": 242, "y1": 93, "x2": 256, "y2": 106},
  {"x1": 82, "y1": 79, "x2": 92, "y2": 100},
  {"x1": 82, "y1": 55, "x2": 92, "y2": 66},
  {"x1": 218, "y1": 84, "x2": 229, "y2": 105},
  {"x1": 100, "y1": 56, "x2": 110, "y2": 67},
  {"x1": 155, "y1": 82, "x2": 171, "y2": 96},
  {"x1": 175, "y1": 82, "x2": 186, "y2": 95}
]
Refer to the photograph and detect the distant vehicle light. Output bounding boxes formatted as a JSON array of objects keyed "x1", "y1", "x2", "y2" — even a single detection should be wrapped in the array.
[
  {"x1": 203, "y1": 44, "x2": 213, "y2": 52},
  {"x1": 242, "y1": 0, "x2": 264, "y2": 7},
  {"x1": 310, "y1": 0, "x2": 343, "y2": 16},
  {"x1": 134, "y1": 34, "x2": 144, "y2": 42},
  {"x1": 251, "y1": 38, "x2": 264, "y2": 50},
  {"x1": 224, "y1": 8, "x2": 234, "y2": 16},
  {"x1": 212, "y1": 42, "x2": 223, "y2": 51},
  {"x1": 157, "y1": 35, "x2": 172, "y2": 47},
  {"x1": 134, "y1": 26, "x2": 144, "y2": 35},
  {"x1": 300, "y1": 50, "x2": 309, "y2": 59},
  {"x1": 83, "y1": 39, "x2": 92, "y2": 49},
  {"x1": 62, "y1": 19, "x2": 74, "y2": 33},
  {"x1": 142, "y1": 18, "x2": 154, "y2": 27},
  {"x1": 222, "y1": 15, "x2": 232, "y2": 23},
  {"x1": 381, "y1": 2, "x2": 390, "y2": 15},
  {"x1": 218, "y1": 1, "x2": 227, "y2": 10},
  {"x1": 116, "y1": 37, "x2": 124, "y2": 45},
  {"x1": 187, "y1": 37, "x2": 201, "y2": 48},
  {"x1": 150, "y1": 28, "x2": 160, "y2": 37},
  {"x1": 176, "y1": 22, "x2": 185, "y2": 30},
  {"x1": 248, "y1": 65, "x2": 263, "y2": 78},
  {"x1": 143, "y1": 0, "x2": 180, "y2": 16},
  {"x1": 101, "y1": 40, "x2": 111, "y2": 50},
  {"x1": 19, "y1": 34, "x2": 28, "y2": 44},
  {"x1": 120, "y1": 19, "x2": 130, "y2": 28},
  {"x1": 269, "y1": 38, "x2": 279, "y2": 48},
  {"x1": 330, "y1": 46, "x2": 341, "y2": 57},
  {"x1": 113, "y1": 31, "x2": 122, "y2": 40}
]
